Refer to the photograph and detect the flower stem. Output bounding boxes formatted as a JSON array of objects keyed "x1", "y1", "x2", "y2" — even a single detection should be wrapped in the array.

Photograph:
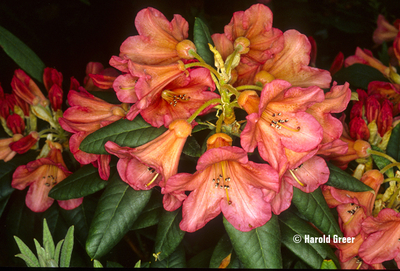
[
  {"x1": 187, "y1": 98, "x2": 221, "y2": 124},
  {"x1": 184, "y1": 62, "x2": 221, "y2": 81},
  {"x1": 383, "y1": 177, "x2": 400, "y2": 183},
  {"x1": 380, "y1": 162, "x2": 400, "y2": 175},
  {"x1": 367, "y1": 149, "x2": 398, "y2": 164},
  {"x1": 236, "y1": 85, "x2": 264, "y2": 92}
]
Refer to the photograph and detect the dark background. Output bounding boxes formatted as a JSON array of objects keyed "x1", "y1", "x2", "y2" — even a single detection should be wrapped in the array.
[{"x1": 0, "y1": 0, "x2": 399, "y2": 91}]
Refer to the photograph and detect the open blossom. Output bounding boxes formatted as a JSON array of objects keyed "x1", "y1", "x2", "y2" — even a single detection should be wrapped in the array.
[
  {"x1": 84, "y1": 62, "x2": 119, "y2": 91},
  {"x1": 11, "y1": 141, "x2": 83, "y2": 212},
  {"x1": 139, "y1": 67, "x2": 218, "y2": 128},
  {"x1": 163, "y1": 133, "x2": 280, "y2": 232},
  {"x1": 59, "y1": 87, "x2": 127, "y2": 180},
  {"x1": 238, "y1": 79, "x2": 324, "y2": 176},
  {"x1": 358, "y1": 208, "x2": 400, "y2": 267},
  {"x1": 105, "y1": 119, "x2": 192, "y2": 203},
  {"x1": 373, "y1": 14, "x2": 399, "y2": 45},
  {"x1": 115, "y1": 7, "x2": 195, "y2": 66},
  {"x1": 110, "y1": 59, "x2": 188, "y2": 121},
  {"x1": 0, "y1": 134, "x2": 23, "y2": 162}
]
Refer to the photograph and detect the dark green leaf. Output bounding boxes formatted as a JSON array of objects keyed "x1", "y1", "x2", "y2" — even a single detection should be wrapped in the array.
[
  {"x1": 0, "y1": 25, "x2": 45, "y2": 82},
  {"x1": 106, "y1": 261, "x2": 123, "y2": 267},
  {"x1": 80, "y1": 117, "x2": 166, "y2": 154},
  {"x1": 371, "y1": 145, "x2": 394, "y2": 178},
  {"x1": 154, "y1": 208, "x2": 185, "y2": 261},
  {"x1": 187, "y1": 247, "x2": 214, "y2": 268},
  {"x1": 130, "y1": 192, "x2": 162, "y2": 231},
  {"x1": 60, "y1": 195, "x2": 98, "y2": 247},
  {"x1": 85, "y1": 173, "x2": 152, "y2": 259},
  {"x1": 223, "y1": 214, "x2": 282, "y2": 269},
  {"x1": 209, "y1": 233, "x2": 232, "y2": 268},
  {"x1": 226, "y1": 250, "x2": 244, "y2": 268},
  {"x1": 150, "y1": 243, "x2": 186, "y2": 268},
  {"x1": 387, "y1": 123, "x2": 400, "y2": 162},
  {"x1": 292, "y1": 187, "x2": 342, "y2": 237},
  {"x1": 49, "y1": 163, "x2": 112, "y2": 200},
  {"x1": 326, "y1": 162, "x2": 373, "y2": 192},
  {"x1": 279, "y1": 210, "x2": 340, "y2": 269},
  {"x1": 332, "y1": 63, "x2": 388, "y2": 90},
  {"x1": 193, "y1": 17, "x2": 215, "y2": 66},
  {"x1": 182, "y1": 136, "x2": 202, "y2": 157}
]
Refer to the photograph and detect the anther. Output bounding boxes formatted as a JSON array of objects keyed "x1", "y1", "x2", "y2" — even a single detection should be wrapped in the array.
[
  {"x1": 278, "y1": 112, "x2": 282, "y2": 116},
  {"x1": 45, "y1": 183, "x2": 50, "y2": 187},
  {"x1": 225, "y1": 177, "x2": 230, "y2": 182}
]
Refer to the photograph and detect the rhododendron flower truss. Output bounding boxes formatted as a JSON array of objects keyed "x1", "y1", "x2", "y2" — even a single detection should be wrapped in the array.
[
  {"x1": 163, "y1": 144, "x2": 279, "y2": 232},
  {"x1": 239, "y1": 79, "x2": 324, "y2": 175},
  {"x1": 11, "y1": 141, "x2": 83, "y2": 212}
]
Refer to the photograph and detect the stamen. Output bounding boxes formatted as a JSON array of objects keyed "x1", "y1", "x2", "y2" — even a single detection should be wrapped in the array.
[
  {"x1": 261, "y1": 109, "x2": 301, "y2": 132},
  {"x1": 289, "y1": 169, "x2": 305, "y2": 187},
  {"x1": 161, "y1": 90, "x2": 190, "y2": 106},
  {"x1": 146, "y1": 173, "x2": 159, "y2": 187}
]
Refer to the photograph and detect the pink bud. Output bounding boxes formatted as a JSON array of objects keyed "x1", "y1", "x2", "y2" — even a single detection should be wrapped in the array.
[
  {"x1": 349, "y1": 116, "x2": 370, "y2": 140},
  {"x1": 9, "y1": 131, "x2": 39, "y2": 154},
  {"x1": 6, "y1": 114, "x2": 25, "y2": 135}
]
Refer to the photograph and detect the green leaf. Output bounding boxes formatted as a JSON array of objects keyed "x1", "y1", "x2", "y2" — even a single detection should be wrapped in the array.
[
  {"x1": 223, "y1": 214, "x2": 282, "y2": 269},
  {"x1": 187, "y1": 247, "x2": 214, "y2": 268},
  {"x1": 321, "y1": 259, "x2": 337, "y2": 269},
  {"x1": 33, "y1": 239, "x2": 46, "y2": 267},
  {"x1": 279, "y1": 210, "x2": 340, "y2": 269},
  {"x1": 154, "y1": 208, "x2": 185, "y2": 261},
  {"x1": 85, "y1": 173, "x2": 152, "y2": 259},
  {"x1": 387, "y1": 123, "x2": 400, "y2": 162},
  {"x1": 209, "y1": 233, "x2": 232, "y2": 268},
  {"x1": 93, "y1": 259, "x2": 103, "y2": 268},
  {"x1": 42, "y1": 219, "x2": 55, "y2": 260},
  {"x1": 130, "y1": 192, "x2": 163, "y2": 231},
  {"x1": 49, "y1": 163, "x2": 111, "y2": 200},
  {"x1": 60, "y1": 194, "x2": 97, "y2": 247},
  {"x1": 371, "y1": 145, "x2": 394, "y2": 178},
  {"x1": 54, "y1": 239, "x2": 64, "y2": 266},
  {"x1": 332, "y1": 63, "x2": 388, "y2": 90},
  {"x1": 60, "y1": 225, "x2": 74, "y2": 267},
  {"x1": 326, "y1": 162, "x2": 373, "y2": 192},
  {"x1": 193, "y1": 17, "x2": 215, "y2": 67},
  {"x1": 134, "y1": 260, "x2": 141, "y2": 268},
  {"x1": 80, "y1": 117, "x2": 166, "y2": 154},
  {"x1": 182, "y1": 136, "x2": 202, "y2": 157},
  {"x1": 292, "y1": 187, "x2": 342, "y2": 237},
  {"x1": 150, "y1": 243, "x2": 186, "y2": 268},
  {"x1": 13, "y1": 236, "x2": 39, "y2": 267},
  {"x1": 0, "y1": 25, "x2": 45, "y2": 82}
]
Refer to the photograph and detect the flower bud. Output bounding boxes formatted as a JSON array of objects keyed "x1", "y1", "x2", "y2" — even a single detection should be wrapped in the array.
[
  {"x1": 377, "y1": 99, "x2": 393, "y2": 136},
  {"x1": 254, "y1": 70, "x2": 275, "y2": 86},
  {"x1": 349, "y1": 116, "x2": 370, "y2": 140},
  {"x1": 233, "y1": 37, "x2": 250, "y2": 54},
  {"x1": 365, "y1": 96, "x2": 380, "y2": 123},
  {"x1": 48, "y1": 84, "x2": 63, "y2": 112},
  {"x1": 176, "y1": 40, "x2": 197, "y2": 59},
  {"x1": 207, "y1": 133, "x2": 233, "y2": 149},
  {"x1": 6, "y1": 114, "x2": 25, "y2": 135},
  {"x1": 353, "y1": 139, "x2": 371, "y2": 158},
  {"x1": 9, "y1": 131, "x2": 39, "y2": 154},
  {"x1": 237, "y1": 90, "x2": 259, "y2": 114}
]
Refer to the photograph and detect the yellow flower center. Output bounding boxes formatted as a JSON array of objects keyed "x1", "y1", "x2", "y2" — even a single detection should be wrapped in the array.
[
  {"x1": 261, "y1": 108, "x2": 301, "y2": 132},
  {"x1": 161, "y1": 90, "x2": 190, "y2": 107},
  {"x1": 211, "y1": 161, "x2": 232, "y2": 205}
]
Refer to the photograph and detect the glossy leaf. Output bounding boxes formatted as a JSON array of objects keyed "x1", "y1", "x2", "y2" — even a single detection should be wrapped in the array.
[
  {"x1": 193, "y1": 17, "x2": 215, "y2": 67},
  {"x1": 326, "y1": 162, "x2": 373, "y2": 192},
  {"x1": 209, "y1": 233, "x2": 233, "y2": 268},
  {"x1": 182, "y1": 136, "x2": 202, "y2": 157},
  {"x1": 130, "y1": 192, "x2": 163, "y2": 231},
  {"x1": 387, "y1": 123, "x2": 400, "y2": 162},
  {"x1": 60, "y1": 195, "x2": 98, "y2": 247},
  {"x1": 150, "y1": 243, "x2": 186, "y2": 268},
  {"x1": 371, "y1": 145, "x2": 394, "y2": 178},
  {"x1": 85, "y1": 173, "x2": 152, "y2": 259},
  {"x1": 223, "y1": 214, "x2": 282, "y2": 269},
  {"x1": 48, "y1": 163, "x2": 112, "y2": 200},
  {"x1": 154, "y1": 208, "x2": 185, "y2": 262},
  {"x1": 187, "y1": 247, "x2": 214, "y2": 268},
  {"x1": 292, "y1": 187, "x2": 342, "y2": 237},
  {"x1": 0, "y1": 25, "x2": 46, "y2": 82},
  {"x1": 80, "y1": 117, "x2": 166, "y2": 155},
  {"x1": 279, "y1": 210, "x2": 340, "y2": 269},
  {"x1": 332, "y1": 63, "x2": 388, "y2": 90}
]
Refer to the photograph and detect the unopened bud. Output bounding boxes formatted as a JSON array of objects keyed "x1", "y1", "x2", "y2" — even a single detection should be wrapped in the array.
[
  {"x1": 237, "y1": 90, "x2": 259, "y2": 114},
  {"x1": 234, "y1": 37, "x2": 250, "y2": 54},
  {"x1": 176, "y1": 40, "x2": 197, "y2": 59},
  {"x1": 254, "y1": 70, "x2": 275, "y2": 86},
  {"x1": 207, "y1": 133, "x2": 233, "y2": 149}
]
